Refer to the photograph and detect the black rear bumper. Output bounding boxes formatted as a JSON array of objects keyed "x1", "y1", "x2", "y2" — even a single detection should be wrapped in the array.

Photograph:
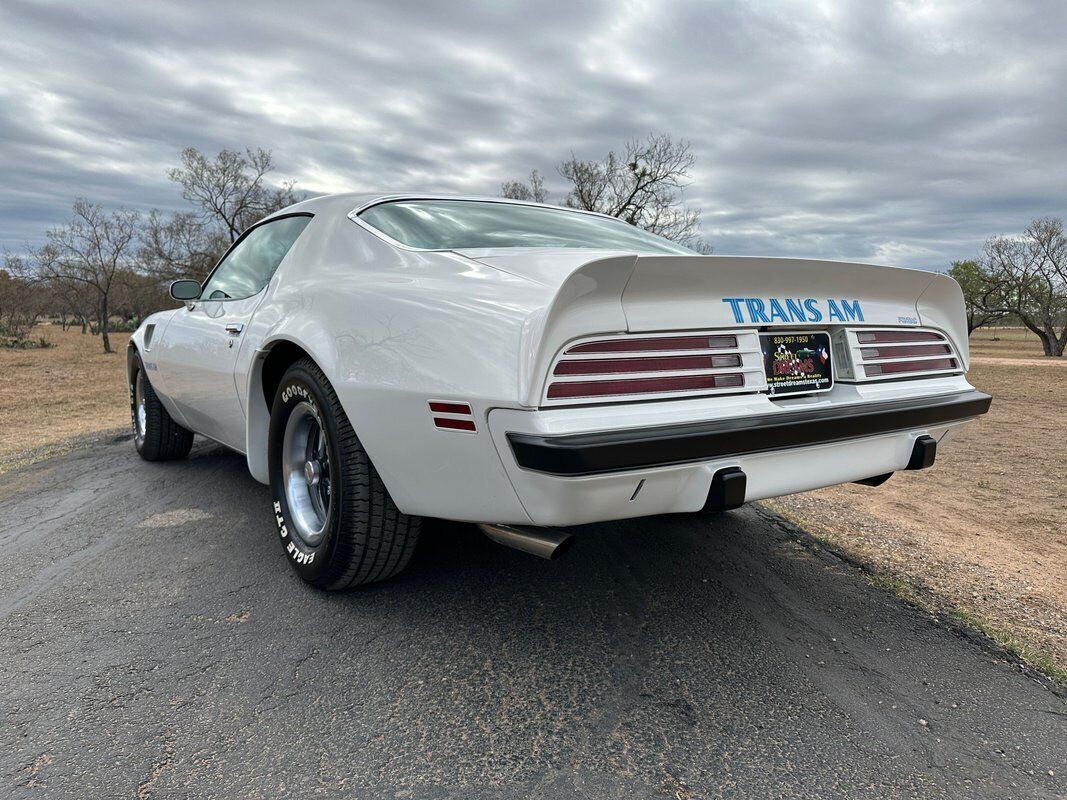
[{"x1": 507, "y1": 390, "x2": 992, "y2": 477}]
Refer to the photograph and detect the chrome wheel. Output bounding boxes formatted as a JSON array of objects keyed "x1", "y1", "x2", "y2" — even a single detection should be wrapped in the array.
[
  {"x1": 281, "y1": 401, "x2": 332, "y2": 545},
  {"x1": 133, "y1": 370, "x2": 147, "y2": 444}
]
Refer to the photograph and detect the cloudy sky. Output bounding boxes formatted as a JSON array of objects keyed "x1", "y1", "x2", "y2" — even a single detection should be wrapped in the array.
[{"x1": 2, "y1": 0, "x2": 1065, "y2": 269}]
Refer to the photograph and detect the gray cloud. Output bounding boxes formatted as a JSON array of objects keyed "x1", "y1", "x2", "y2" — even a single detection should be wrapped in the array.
[{"x1": 1, "y1": 0, "x2": 1065, "y2": 268}]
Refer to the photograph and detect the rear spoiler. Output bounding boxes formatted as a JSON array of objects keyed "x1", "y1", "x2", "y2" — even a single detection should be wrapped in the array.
[{"x1": 510, "y1": 254, "x2": 967, "y2": 407}]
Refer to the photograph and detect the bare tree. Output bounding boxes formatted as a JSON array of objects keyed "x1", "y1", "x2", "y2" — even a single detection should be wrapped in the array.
[
  {"x1": 558, "y1": 133, "x2": 702, "y2": 246},
  {"x1": 140, "y1": 209, "x2": 229, "y2": 282},
  {"x1": 112, "y1": 269, "x2": 171, "y2": 326},
  {"x1": 168, "y1": 147, "x2": 299, "y2": 244},
  {"x1": 143, "y1": 147, "x2": 300, "y2": 282},
  {"x1": 40, "y1": 200, "x2": 140, "y2": 353},
  {"x1": 0, "y1": 254, "x2": 48, "y2": 343},
  {"x1": 688, "y1": 238, "x2": 715, "y2": 255},
  {"x1": 502, "y1": 133, "x2": 706, "y2": 247},
  {"x1": 982, "y1": 217, "x2": 1067, "y2": 356},
  {"x1": 45, "y1": 266, "x2": 98, "y2": 333},
  {"x1": 947, "y1": 259, "x2": 1004, "y2": 334},
  {"x1": 501, "y1": 170, "x2": 548, "y2": 203}
]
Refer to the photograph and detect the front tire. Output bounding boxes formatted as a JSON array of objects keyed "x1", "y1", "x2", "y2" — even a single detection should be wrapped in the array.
[
  {"x1": 268, "y1": 358, "x2": 421, "y2": 589},
  {"x1": 130, "y1": 352, "x2": 194, "y2": 461}
]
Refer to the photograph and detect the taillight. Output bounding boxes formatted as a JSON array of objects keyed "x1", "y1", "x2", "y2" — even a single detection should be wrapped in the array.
[
  {"x1": 544, "y1": 332, "x2": 758, "y2": 404},
  {"x1": 547, "y1": 373, "x2": 744, "y2": 400},
  {"x1": 553, "y1": 353, "x2": 742, "y2": 375},
  {"x1": 856, "y1": 330, "x2": 943, "y2": 344},
  {"x1": 864, "y1": 357, "x2": 957, "y2": 377},
  {"x1": 840, "y1": 328, "x2": 962, "y2": 381},
  {"x1": 567, "y1": 334, "x2": 738, "y2": 354},
  {"x1": 859, "y1": 344, "x2": 951, "y2": 359}
]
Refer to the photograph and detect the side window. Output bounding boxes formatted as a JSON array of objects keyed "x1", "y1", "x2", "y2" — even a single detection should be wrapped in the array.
[{"x1": 201, "y1": 215, "x2": 312, "y2": 301}]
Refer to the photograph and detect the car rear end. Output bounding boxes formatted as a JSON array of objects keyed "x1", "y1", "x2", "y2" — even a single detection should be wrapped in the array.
[{"x1": 469, "y1": 252, "x2": 991, "y2": 527}]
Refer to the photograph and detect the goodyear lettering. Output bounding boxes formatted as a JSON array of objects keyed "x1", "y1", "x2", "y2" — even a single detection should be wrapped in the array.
[
  {"x1": 724, "y1": 298, "x2": 864, "y2": 325},
  {"x1": 280, "y1": 383, "x2": 318, "y2": 416},
  {"x1": 281, "y1": 384, "x2": 311, "y2": 403}
]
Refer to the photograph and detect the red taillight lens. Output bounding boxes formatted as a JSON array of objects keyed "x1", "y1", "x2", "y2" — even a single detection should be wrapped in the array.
[
  {"x1": 428, "y1": 401, "x2": 472, "y2": 415},
  {"x1": 864, "y1": 358, "x2": 957, "y2": 377},
  {"x1": 433, "y1": 417, "x2": 476, "y2": 431},
  {"x1": 860, "y1": 343, "x2": 951, "y2": 359},
  {"x1": 566, "y1": 334, "x2": 737, "y2": 354},
  {"x1": 546, "y1": 373, "x2": 744, "y2": 400},
  {"x1": 553, "y1": 353, "x2": 741, "y2": 376},
  {"x1": 857, "y1": 330, "x2": 943, "y2": 344}
]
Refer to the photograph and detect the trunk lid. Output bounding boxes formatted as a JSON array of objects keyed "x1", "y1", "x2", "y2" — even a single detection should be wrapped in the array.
[
  {"x1": 460, "y1": 249, "x2": 944, "y2": 330},
  {"x1": 622, "y1": 255, "x2": 939, "y2": 331},
  {"x1": 457, "y1": 250, "x2": 967, "y2": 405}
]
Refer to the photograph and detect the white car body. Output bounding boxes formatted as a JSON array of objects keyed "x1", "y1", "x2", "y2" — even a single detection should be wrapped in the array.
[{"x1": 128, "y1": 193, "x2": 991, "y2": 528}]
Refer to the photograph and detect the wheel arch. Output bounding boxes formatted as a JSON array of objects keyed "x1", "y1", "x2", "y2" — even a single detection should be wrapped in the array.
[
  {"x1": 126, "y1": 339, "x2": 140, "y2": 385},
  {"x1": 246, "y1": 338, "x2": 318, "y2": 484}
]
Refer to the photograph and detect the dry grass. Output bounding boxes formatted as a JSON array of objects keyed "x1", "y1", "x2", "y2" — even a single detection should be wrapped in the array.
[
  {"x1": 969, "y1": 325, "x2": 1057, "y2": 359},
  {"x1": 0, "y1": 324, "x2": 130, "y2": 465}
]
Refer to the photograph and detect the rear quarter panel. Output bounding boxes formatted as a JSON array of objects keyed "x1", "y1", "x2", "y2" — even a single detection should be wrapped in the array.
[{"x1": 244, "y1": 216, "x2": 550, "y2": 521}]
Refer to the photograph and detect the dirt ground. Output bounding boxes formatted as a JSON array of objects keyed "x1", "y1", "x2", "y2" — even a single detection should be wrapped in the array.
[
  {"x1": 769, "y1": 329, "x2": 1066, "y2": 677},
  {"x1": 0, "y1": 325, "x2": 130, "y2": 466},
  {"x1": 968, "y1": 324, "x2": 1057, "y2": 359},
  {"x1": 1, "y1": 324, "x2": 1064, "y2": 677}
]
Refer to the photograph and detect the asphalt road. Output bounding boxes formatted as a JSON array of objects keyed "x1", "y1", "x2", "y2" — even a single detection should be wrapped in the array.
[{"x1": 1, "y1": 437, "x2": 1064, "y2": 799}]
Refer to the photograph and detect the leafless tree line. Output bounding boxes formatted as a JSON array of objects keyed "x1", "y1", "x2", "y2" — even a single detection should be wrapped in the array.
[
  {"x1": 510, "y1": 134, "x2": 1066, "y2": 356},
  {"x1": 502, "y1": 132, "x2": 713, "y2": 253},
  {"x1": 5, "y1": 136, "x2": 1062, "y2": 358},
  {"x1": 0, "y1": 148, "x2": 298, "y2": 352}
]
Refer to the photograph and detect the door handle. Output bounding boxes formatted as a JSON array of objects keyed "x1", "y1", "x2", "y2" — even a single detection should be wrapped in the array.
[{"x1": 225, "y1": 323, "x2": 244, "y2": 336}]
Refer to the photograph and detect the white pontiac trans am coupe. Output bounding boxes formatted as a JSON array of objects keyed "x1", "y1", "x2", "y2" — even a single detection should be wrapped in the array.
[{"x1": 128, "y1": 194, "x2": 991, "y2": 588}]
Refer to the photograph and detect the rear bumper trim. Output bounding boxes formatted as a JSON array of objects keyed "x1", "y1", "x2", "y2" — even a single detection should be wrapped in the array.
[{"x1": 507, "y1": 390, "x2": 992, "y2": 476}]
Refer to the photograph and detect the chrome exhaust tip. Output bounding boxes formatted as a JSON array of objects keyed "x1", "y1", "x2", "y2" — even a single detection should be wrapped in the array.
[{"x1": 479, "y1": 523, "x2": 574, "y2": 560}]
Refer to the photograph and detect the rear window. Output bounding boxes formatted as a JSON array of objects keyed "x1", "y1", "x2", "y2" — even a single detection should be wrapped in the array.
[{"x1": 357, "y1": 199, "x2": 692, "y2": 254}]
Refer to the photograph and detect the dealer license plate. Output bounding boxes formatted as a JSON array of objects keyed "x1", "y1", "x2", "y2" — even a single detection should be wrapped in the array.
[{"x1": 759, "y1": 331, "x2": 833, "y2": 396}]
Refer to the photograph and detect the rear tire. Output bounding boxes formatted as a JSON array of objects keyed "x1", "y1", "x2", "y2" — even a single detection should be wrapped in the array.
[
  {"x1": 267, "y1": 357, "x2": 421, "y2": 589},
  {"x1": 130, "y1": 352, "x2": 194, "y2": 461}
]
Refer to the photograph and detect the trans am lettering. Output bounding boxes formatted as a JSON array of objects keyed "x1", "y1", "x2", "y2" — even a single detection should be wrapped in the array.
[{"x1": 722, "y1": 298, "x2": 864, "y2": 325}]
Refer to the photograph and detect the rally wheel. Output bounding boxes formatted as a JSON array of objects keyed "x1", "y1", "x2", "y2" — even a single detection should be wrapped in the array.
[{"x1": 267, "y1": 357, "x2": 421, "y2": 589}]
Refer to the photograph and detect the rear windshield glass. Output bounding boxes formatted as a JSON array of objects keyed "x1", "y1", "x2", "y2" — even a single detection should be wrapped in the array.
[{"x1": 357, "y1": 199, "x2": 693, "y2": 254}]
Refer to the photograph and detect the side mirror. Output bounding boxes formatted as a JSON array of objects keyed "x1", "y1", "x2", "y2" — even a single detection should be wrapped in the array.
[{"x1": 169, "y1": 279, "x2": 201, "y2": 301}]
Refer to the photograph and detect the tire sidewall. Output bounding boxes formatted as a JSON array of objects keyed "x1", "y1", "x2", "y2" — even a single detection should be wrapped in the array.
[
  {"x1": 129, "y1": 354, "x2": 147, "y2": 453},
  {"x1": 268, "y1": 368, "x2": 344, "y2": 584}
]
